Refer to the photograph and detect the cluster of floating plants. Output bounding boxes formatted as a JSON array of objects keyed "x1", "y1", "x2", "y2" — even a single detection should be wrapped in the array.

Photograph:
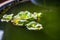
[{"x1": 1, "y1": 11, "x2": 43, "y2": 30}]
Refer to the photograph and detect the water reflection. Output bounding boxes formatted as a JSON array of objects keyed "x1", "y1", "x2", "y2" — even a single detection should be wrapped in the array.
[
  {"x1": 31, "y1": 0, "x2": 44, "y2": 5},
  {"x1": 0, "y1": 30, "x2": 4, "y2": 40}
]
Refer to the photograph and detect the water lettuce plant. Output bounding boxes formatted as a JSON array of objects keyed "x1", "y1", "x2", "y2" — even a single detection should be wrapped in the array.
[
  {"x1": 1, "y1": 11, "x2": 43, "y2": 30},
  {"x1": 1, "y1": 14, "x2": 13, "y2": 22},
  {"x1": 26, "y1": 21, "x2": 43, "y2": 30}
]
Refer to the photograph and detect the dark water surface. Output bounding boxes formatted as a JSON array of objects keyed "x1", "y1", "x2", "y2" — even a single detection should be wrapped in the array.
[{"x1": 0, "y1": 1, "x2": 60, "y2": 40}]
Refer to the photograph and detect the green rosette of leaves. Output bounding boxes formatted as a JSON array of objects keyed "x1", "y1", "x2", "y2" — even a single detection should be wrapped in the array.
[
  {"x1": 31, "y1": 12, "x2": 42, "y2": 22},
  {"x1": 26, "y1": 21, "x2": 43, "y2": 30},
  {"x1": 1, "y1": 14, "x2": 14, "y2": 22},
  {"x1": 11, "y1": 11, "x2": 32, "y2": 26}
]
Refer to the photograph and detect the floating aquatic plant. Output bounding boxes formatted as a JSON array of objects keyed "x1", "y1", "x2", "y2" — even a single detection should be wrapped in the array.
[
  {"x1": 1, "y1": 14, "x2": 13, "y2": 22},
  {"x1": 1, "y1": 11, "x2": 43, "y2": 30},
  {"x1": 26, "y1": 21, "x2": 43, "y2": 30}
]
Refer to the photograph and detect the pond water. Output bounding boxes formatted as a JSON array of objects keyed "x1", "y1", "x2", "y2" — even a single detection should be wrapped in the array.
[{"x1": 0, "y1": 1, "x2": 60, "y2": 40}]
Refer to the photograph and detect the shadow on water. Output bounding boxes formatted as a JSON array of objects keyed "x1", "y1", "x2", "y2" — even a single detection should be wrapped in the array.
[{"x1": 4, "y1": 22, "x2": 51, "y2": 40}]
